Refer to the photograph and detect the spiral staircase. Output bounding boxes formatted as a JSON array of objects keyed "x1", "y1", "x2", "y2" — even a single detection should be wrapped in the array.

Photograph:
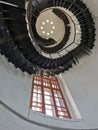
[
  {"x1": 0, "y1": 0, "x2": 98, "y2": 130},
  {"x1": 0, "y1": 0, "x2": 95, "y2": 75}
]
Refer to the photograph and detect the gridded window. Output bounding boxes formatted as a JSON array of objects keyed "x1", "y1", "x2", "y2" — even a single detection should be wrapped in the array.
[{"x1": 30, "y1": 74, "x2": 71, "y2": 119}]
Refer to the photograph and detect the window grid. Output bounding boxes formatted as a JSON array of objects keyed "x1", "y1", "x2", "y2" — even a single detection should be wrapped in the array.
[{"x1": 30, "y1": 75, "x2": 71, "y2": 119}]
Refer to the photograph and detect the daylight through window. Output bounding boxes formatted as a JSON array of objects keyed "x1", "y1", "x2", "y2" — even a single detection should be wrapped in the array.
[{"x1": 30, "y1": 74, "x2": 71, "y2": 119}]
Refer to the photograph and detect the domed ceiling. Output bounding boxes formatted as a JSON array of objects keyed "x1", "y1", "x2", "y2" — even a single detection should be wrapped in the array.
[{"x1": 0, "y1": 0, "x2": 96, "y2": 74}]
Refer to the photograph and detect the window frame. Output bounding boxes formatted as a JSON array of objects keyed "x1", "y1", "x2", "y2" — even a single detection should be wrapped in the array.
[{"x1": 30, "y1": 74, "x2": 71, "y2": 119}]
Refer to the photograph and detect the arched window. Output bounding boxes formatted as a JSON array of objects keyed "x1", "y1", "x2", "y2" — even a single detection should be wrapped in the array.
[{"x1": 30, "y1": 74, "x2": 71, "y2": 119}]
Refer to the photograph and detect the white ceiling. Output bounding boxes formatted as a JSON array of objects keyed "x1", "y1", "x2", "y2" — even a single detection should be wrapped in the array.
[{"x1": 84, "y1": 0, "x2": 98, "y2": 17}]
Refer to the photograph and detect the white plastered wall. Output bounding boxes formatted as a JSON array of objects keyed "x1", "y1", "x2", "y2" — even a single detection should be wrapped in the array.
[{"x1": 0, "y1": 0, "x2": 98, "y2": 130}]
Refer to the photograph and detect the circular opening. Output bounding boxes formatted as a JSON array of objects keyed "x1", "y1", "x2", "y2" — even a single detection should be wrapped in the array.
[
  {"x1": 42, "y1": 22, "x2": 45, "y2": 25},
  {"x1": 47, "y1": 33, "x2": 50, "y2": 36},
  {"x1": 46, "y1": 19, "x2": 49, "y2": 23},
  {"x1": 42, "y1": 31, "x2": 45, "y2": 34},
  {"x1": 41, "y1": 26, "x2": 44, "y2": 29},
  {"x1": 51, "y1": 31, "x2": 54, "y2": 34},
  {"x1": 36, "y1": 8, "x2": 65, "y2": 42},
  {"x1": 52, "y1": 26, "x2": 55, "y2": 29},
  {"x1": 50, "y1": 21, "x2": 54, "y2": 24}
]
